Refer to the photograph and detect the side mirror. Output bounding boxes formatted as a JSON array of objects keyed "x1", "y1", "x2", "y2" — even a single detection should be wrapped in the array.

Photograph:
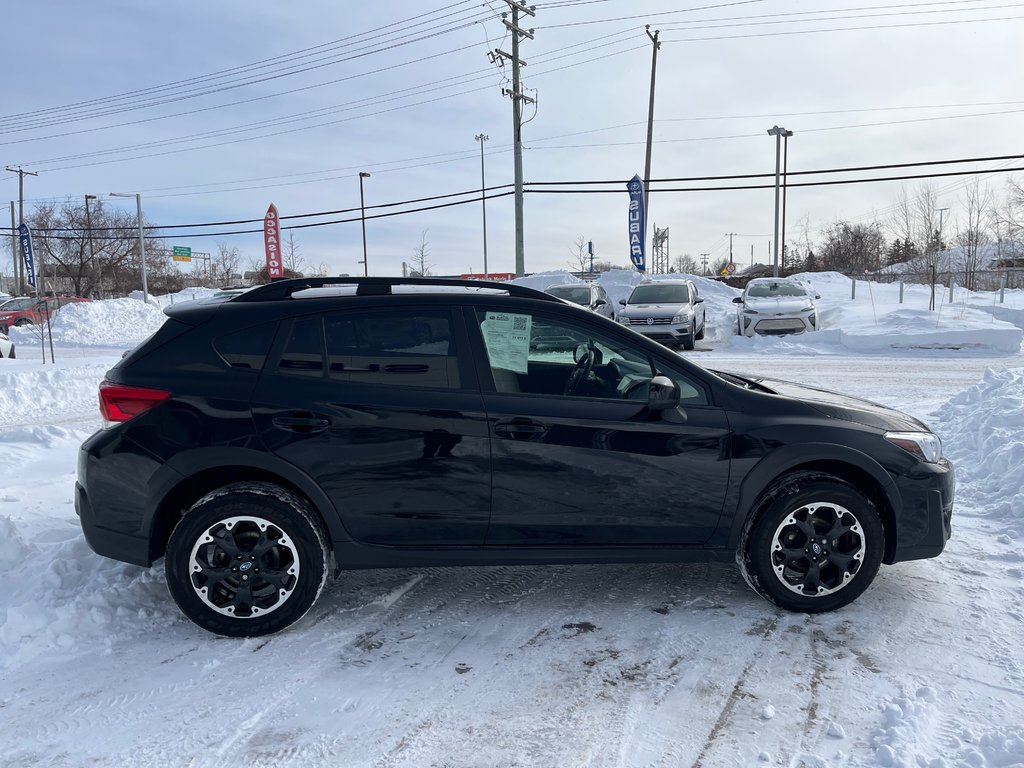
[
  {"x1": 648, "y1": 375, "x2": 680, "y2": 412},
  {"x1": 593, "y1": 298, "x2": 606, "y2": 308},
  {"x1": 732, "y1": 297, "x2": 744, "y2": 304},
  {"x1": 694, "y1": 297, "x2": 704, "y2": 304},
  {"x1": 618, "y1": 299, "x2": 627, "y2": 306},
  {"x1": 815, "y1": 294, "x2": 821, "y2": 299}
]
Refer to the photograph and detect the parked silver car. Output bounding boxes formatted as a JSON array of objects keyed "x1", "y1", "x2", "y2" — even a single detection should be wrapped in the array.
[
  {"x1": 543, "y1": 283, "x2": 615, "y2": 320},
  {"x1": 0, "y1": 329, "x2": 15, "y2": 359},
  {"x1": 616, "y1": 279, "x2": 706, "y2": 350},
  {"x1": 733, "y1": 277, "x2": 820, "y2": 336}
]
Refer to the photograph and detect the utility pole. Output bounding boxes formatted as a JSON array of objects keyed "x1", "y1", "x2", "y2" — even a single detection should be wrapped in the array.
[
  {"x1": 700, "y1": 253, "x2": 709, "y2": 276},
  {"x1": 642, "y1": 25, "x2": 661, "y2": 261},
  {"x1": 6, "y1": 166, "x2": 38, "y2": 293},
  {"x1": 496, "y1": 0, "x2": 536, "y2": 277},
  {"x1": 936, "y1": 206, "x2": 949, "y2": 250},
  {"x1": 475, "y1": 133, "x2": 490, "y2": 278},
  {"x1": 358, "y1": 171, "x2": 371, "y2": 276},
  {"x1": 781, "y1": 132, "x2": 793, "y2": 274},
  {"x1": 727, "y1": 232, "x2": 735, "y2": 266},
  {"x1": 85, "y1": 195, "x2": 99, "y2": 297}
]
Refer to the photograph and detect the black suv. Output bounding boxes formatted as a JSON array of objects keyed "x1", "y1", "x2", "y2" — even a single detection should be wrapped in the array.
[{"x1": 76, "y1": 277, "x2": 954, "y2": 637}]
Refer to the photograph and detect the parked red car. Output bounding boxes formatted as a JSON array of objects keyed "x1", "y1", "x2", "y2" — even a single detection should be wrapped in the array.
[{"x1": 0, "y1": 296, "x2": 89, "y2": 333}]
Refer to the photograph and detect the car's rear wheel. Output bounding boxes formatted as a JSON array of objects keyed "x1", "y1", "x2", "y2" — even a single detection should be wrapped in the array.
[
  {"x1": 737, "y1": 472, "x2": 884, "y2": 612},
  {"x1": 14, "y1": 318, "x2": 31, "y2": 327},
  {"x1": 165, "y1": 482, "x2": 330, "y2": 637}
]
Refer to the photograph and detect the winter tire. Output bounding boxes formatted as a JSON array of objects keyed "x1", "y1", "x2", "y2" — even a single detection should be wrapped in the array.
[
  {"x1": 165, "y1": 482, "x2": 329, "y2": 637},
  {"x1": 695, "y1": 318, "x2": 705, "y2": 341},
  {"x1": 736, "y1": 472, "x2": 884, "y2": 613}
]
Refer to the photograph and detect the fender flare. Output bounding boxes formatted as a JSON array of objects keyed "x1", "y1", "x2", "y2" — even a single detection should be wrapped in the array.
[{"x1": 725, "y1": 442, "x2": 902, "y2": 550}]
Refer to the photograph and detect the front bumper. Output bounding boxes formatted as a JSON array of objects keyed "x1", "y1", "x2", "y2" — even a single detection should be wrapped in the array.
[
  {"x1": 888, "y1": 457, "x2": 955, "y2": 563},
  {"x1": 739, "y1": 312, "x2": 816, "y2": 336},
  {"x1": 623, "y1": 317, "x2": 692, "y2": 344}
]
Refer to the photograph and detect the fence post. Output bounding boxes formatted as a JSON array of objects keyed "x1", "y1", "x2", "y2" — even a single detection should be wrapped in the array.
[
  {"x1": 1000, "y1": 273, "x2": 1006, "y2": 304},
  {"x1": 899, "y1": 282, "x2": 904, "y2": 304},
  {"x1": 851, "y1": 279, "x2": 856, "y2": 300},
  {"x1": 949, "y1": 280, "x2": 955, "y2": 303}
]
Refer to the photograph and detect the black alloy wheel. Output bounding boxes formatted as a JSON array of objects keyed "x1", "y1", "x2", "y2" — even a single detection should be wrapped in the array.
[
  {"x1": 737, "y1": 472, "x2": 884, "y2": 613},
  {"x1": 165, "y1": 482, "x2": 329, "y2": 637}
]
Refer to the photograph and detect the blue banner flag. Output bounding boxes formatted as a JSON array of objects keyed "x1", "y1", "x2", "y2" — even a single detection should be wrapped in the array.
[
  {"x1": 17, "y1": 223, "x2": 36, "y2": 288},
  {"x1": 627, "y1": 174, "x2": 645, "y2": 272}
]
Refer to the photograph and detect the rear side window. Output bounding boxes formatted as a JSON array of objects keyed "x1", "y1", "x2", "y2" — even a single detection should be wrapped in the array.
[
  {"x1": 324, "y1": 309, "x2": 460, "y2": 389},
  {"x1": 214, "y1": 323, "x2": 277, "y2": 370},
  {"x1": 277, "y1": 317, "x2": 325, "y2": 377}
]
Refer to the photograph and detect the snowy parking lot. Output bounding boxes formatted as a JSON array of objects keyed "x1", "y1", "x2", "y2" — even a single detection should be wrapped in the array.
[{"x1": 1, "y1": 275, "x2": 1023, "y2": 768}]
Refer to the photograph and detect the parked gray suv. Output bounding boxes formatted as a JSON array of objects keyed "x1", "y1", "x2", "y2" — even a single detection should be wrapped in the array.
[{"x1": 617, "y1": 280, "x2": 706, "y2": 350}]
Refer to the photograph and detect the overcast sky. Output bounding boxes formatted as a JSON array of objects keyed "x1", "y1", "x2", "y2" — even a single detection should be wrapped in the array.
[{"x1": 4, "y1": 0, "x2": 1023, "y2": 279}]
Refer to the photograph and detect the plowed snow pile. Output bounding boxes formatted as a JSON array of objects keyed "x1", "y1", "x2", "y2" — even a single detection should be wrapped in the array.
[{"x1": 9, "y1": 297, "x2": 167, "y2": 347}]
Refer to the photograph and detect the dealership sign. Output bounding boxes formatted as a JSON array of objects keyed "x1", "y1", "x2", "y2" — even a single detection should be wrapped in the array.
[
  {"x1": 627, "y1": 174, "x2": 645, "y2": 272},
  {"x1": 17, "y1": 223, "x2": 36, "y2": 287},
  {"x1": 263, "y1": 204, "x2": 284, "y2": 279}
]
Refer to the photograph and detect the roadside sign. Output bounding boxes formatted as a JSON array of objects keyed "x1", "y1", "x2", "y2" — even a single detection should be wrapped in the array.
[
  {"x1": 726, "y1": 262, "x2": 736, "y2": 275},
  {"x1": 172, "y1": 246, "x2": 192, "y2": 262},
  {"x1": 17, "y1": 224, "x2": 36, "y2": 287}
]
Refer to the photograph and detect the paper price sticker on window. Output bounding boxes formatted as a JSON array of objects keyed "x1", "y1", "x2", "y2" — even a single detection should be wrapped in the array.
[{"x1": 480, "y1": 312, "x2": 532, "y2": 374}]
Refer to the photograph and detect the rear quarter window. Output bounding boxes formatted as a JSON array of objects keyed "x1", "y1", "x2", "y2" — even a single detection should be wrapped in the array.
[{"x1": 214, "y1": 323, "x2": 278, "y2": 371}]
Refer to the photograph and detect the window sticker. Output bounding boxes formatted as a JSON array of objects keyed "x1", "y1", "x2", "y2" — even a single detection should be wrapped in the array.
[{"x1": 480, "y1": 312, "x2": 532, "y2": 374}]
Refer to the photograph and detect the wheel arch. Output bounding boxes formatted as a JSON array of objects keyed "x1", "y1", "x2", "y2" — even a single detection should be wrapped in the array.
[
  {"x1": 728, "y1": 445, "x2": 902, "y2": 564},
  {"x1": 147, "y1": 448, "x2": 350, "y2": 565}
]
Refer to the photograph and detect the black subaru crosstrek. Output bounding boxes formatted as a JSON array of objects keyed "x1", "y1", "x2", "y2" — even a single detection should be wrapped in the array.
[{"x1": 76, "y1": 277, "x2": 954, "y2": 637}]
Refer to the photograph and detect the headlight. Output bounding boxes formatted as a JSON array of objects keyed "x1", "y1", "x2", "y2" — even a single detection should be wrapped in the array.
[
  {"x1": 617, "y1": 315, "x2": 631, "y2": 325},
  {"x1": 884, "y1": 431, "x2": 942, "y2": 463},
  {"x1": 800, "y1": 305, "x2": 815, "y2": 312},
  {"x1": 742, "y1": 308, "x2": 759, "y2": 315},
  {"x1": 672, "y1": 313, "x2": 690, "y2": 324}
]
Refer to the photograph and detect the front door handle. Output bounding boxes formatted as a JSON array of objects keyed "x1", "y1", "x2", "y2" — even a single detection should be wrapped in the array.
[
  {"x1": 494, "y1": 418, "x2": 547, "y2": 440},
  {"x1": 272, "y1": 414, "x2": 330, "y2": 434}
]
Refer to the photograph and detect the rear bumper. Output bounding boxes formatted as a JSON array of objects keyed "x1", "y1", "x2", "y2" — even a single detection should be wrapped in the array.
[
  {"x1": 76, "y1": 481, "x2": 153, "y2": 567},
  {"x1": 888, "y1": 457, "x2": 955, "y2": 563}
]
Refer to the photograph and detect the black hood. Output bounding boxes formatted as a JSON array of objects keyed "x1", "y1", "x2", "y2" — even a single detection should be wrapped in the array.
[{"x1": 721, "y1": 372, "x2": 930, "y2": 432}]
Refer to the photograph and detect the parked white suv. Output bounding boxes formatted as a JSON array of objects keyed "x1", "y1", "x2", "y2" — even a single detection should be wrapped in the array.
[
  {"x1": 616, "y1": 280, "x2": 706, "y2": 350},
  {"x1": 733, "y1": 277, "x2": 819, "y2": 336}
]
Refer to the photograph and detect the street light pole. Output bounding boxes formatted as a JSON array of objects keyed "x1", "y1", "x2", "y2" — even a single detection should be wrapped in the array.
[
  {"x1": 767, "y1": 126, "x2": 792, "y2": 278},
  {"x1": 475, "y1": 134, "x2": 490, "y2": 278},
  {"x1": 358, "y1": 172, "x2": 371, "y2": 277},
  {"x1": 84, "y1": 194, "x2": 99, "y2": 297},
  {"x1": 110, "y1": 192, "x2": 148, "y2": 302},
  {"x1": 780, "y1": 130, "x2": 793, "y2": 273}
]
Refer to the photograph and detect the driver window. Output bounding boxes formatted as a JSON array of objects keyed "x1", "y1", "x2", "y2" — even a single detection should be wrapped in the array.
[{"x1": 475, "y1": 309, "x2": 656, "y2": 400}]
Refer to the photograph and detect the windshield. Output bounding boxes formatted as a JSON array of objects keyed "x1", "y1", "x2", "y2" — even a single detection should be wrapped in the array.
[
  {"x1": 746, "y1": 282, "x2": 808, "y2": 298},
  {"x1": 0, "y1": 298, "x2": 36, "y2": 311},
  {"x1": 545, "y1": 285, "x2": 591, "y2": 305},
  {"x1": 627, "y1": 284, "x2": 690, "y2": 304}
]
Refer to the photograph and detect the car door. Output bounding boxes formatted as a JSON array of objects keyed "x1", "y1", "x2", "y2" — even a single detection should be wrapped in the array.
[
  {"x1": 250, "y1": 306, "x2": 492, "y2": 547},
  {"x1": 469, "y1": 305, "x2": 731, "y2": 546}
]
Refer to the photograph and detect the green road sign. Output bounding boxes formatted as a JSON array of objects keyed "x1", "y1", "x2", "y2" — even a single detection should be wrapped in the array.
[{"x1": 172, "y1": 245, "x2": 192, "y2": 262}]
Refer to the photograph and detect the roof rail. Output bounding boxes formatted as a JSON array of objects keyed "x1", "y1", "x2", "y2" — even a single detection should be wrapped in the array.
[{"x1": 231, "y1": 276, "x2": 563, "y2": 304}]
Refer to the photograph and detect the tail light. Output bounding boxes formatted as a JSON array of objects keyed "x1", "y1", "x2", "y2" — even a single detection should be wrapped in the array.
[{"x1": 99, "y1": 381, "x2": 171, "y2": 423}]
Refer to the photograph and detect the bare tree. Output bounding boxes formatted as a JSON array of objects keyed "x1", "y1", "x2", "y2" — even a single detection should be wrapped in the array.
[
  {"x1": 27, "y1": 198, "x2": 166, "y2": 297},
  {"x1": 955, "y1": 180, "x2": 993, "y2": 291},
  {"x1": 410, "y1": 230, "x2": 431, "y2": 277},
  {"x1": 212, "y1": 242, "x2": 242, "y2": 287},
  {"x1": 672, "y1": 253, "x2": 699, "y2": 274},
  {"x1": 913, "y1": 184, "x2": 943, "y2": 264},
  {"x1": 567, "y1": 235, "x2": 591, "y2": 274},
  {"x1": 818, "y1": 220, "x2": 885, "y2": 274},
  {"x1": 284, "y1": 232, "x2": 305, "y2": 276}
]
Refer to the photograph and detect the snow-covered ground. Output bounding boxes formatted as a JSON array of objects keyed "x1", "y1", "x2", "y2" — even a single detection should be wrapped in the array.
[{"x1": 1, "y1": 280, "x2": 1023, "y2": 767}]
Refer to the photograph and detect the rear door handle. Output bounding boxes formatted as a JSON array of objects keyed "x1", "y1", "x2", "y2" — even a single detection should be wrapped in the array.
[
  {"x1": 272, "y1": 414, "x2": 330, "y2": 434},
  {"x1": 494, "y1": 419, "x2": 547, "y2": 440}
]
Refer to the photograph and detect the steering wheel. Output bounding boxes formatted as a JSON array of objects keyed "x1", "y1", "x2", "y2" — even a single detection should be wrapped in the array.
[{"x1": 563, "y1": 346, "x2": 596, "y2": 395}]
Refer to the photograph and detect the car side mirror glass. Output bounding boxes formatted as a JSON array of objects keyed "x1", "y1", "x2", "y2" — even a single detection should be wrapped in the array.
[
  {"x1": 648, "y1": 375, "x2": 680, "y2": 412},
  {"x1": 695, "y1": 297, "x2": 704, "y2": 304},
  {"x1": 593, "y1": 298, "x2": 606, "y2": 307},
  {"x1": 618, "y1": 299, "x2": 627, "y2": 306},
  {"x1": 732, "y1": 297, "x2": 744, "y2": 304}
]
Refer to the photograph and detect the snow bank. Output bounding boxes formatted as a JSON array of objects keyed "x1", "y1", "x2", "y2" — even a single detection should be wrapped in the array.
[
  {"x1": 934, "y1": 367, "x2": 1024, "y2": 520},
  {"x1": 0, "y1": 364, "x2": 111, "y2": 427},
  {"x1": 8, "y1": 297, "x2": 167, "y2": 348}
]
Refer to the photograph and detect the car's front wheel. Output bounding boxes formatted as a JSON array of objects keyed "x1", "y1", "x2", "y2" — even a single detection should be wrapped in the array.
[
  {"x1": 165, "y1": 482, "x2": 330, "y2": 637},
  {"x1": 737, "y1": 472, "x2": 884, "y2": 613},
  {"x1": 681, "y1": 321, "x2": 696, "y2": 351}
]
